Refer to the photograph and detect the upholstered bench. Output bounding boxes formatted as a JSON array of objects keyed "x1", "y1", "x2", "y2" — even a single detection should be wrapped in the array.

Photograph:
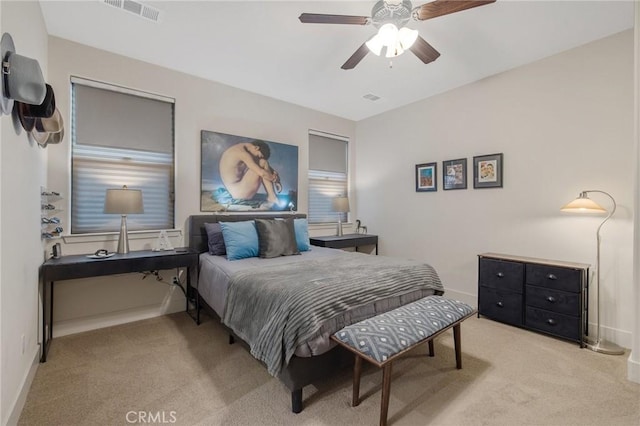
[{"x1": 331, "y1": 295, "x2": 476, "y2": 426}]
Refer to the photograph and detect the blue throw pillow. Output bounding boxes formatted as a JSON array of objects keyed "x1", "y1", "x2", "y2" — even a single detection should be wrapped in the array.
[
  {"x1": 293, "y1": 218, "x2": 310, "y2": 252},
  {"x1": 220, "y1": 220, "x2": 259, "y2": 260}
]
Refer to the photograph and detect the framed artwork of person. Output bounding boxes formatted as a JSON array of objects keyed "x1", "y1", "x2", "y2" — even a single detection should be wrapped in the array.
[{"x1": 201, "y1": 130, "x2": 298, "y2": 212}]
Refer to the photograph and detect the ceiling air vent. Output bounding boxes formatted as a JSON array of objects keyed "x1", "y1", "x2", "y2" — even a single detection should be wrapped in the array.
[
  {"x1": 101, "y1": 0, "x2": 163, "y2": 23},
  {"x1": 363, "y1": 93, "x2": 381, "y2": 101}
]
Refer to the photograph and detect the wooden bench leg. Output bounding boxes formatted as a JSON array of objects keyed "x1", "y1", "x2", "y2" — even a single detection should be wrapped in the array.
[
  {"x1": 380, "y1": 362, "x2": 393, "y2": 426},
  {"x1": 353, "y1": 355, "x2": 362, "y2": 406},
  {"x1": 453, "y1": 324, "x2": 462, "y2": 369},
  {"x1": 428, "y1": 339, "x2": 434, "y2": 357}
]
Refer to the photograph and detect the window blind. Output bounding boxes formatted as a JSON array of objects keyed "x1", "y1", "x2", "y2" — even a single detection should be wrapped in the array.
[
  {"x1": 71, "y1": 79, "x2": 175, "y2": 234},
  {"x1": 308, "y1": 132, "x2": 349, "y2": 224}
]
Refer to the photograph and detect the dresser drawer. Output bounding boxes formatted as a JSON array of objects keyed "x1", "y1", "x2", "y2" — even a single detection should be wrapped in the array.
[
  {"x1": 479, "y1": 258, "x2": 524, "y2": 293},
  {"x1": 478, "y1": 287, "x2": 523, "y2": 326},
  {"x1": 526, "y1": 264, "x2": 581, "y2": 293},
  {"x1": 525, "y1": 285, "x2": 580, "y2": 317},
  {"x1": 525, "y1": 306, "x2": 581, "y2": 342}
]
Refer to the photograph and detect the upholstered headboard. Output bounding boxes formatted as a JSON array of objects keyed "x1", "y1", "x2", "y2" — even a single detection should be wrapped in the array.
[{"x1": 187, "y1": 213, "x2": 307, "y2": 253}]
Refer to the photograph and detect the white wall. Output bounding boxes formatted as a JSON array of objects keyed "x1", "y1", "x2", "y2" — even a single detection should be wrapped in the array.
[
  {"x1": 45, "y1": 37, "x2": 356, "y2": 336},
  {"x1": 629, "y1": 1, "x2": 640, "y2": 384},
  {"x1": 356, "y1": 30, "x2": 635, "y2": 348},
  {"x1": 0, "y1": 2, "x2": 49, "y2": 424}
]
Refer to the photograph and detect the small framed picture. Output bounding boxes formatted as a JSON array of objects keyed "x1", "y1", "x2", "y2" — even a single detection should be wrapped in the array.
[
  {"x1": 473, "y1": 153, "x2": 503, "y2": 188},
  {"x1": 415, "y1": 162, "x2": 437, "y2": 192},
  {"x1": 443, "y1": 158, "x2": 467, "y2": 190}
]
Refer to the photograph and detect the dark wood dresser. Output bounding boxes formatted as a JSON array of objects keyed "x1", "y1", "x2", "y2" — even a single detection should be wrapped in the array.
[{"x1": 478, "y1": 253, "x2": 589, "y2": 347}]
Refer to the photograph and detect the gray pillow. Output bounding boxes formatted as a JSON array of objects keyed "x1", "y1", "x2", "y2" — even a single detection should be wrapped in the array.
[
  {"x1": 255, "y1": 218, "x2": 300, "y2": 259},
  {"x1": 204, "y1": 222, "x2": 226, "y2": 256}
]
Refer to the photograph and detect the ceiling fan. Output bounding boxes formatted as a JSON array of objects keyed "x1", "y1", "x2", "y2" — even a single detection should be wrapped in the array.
[{"x1": 298, "y1": 0, "x2": 496, "y2": 70}]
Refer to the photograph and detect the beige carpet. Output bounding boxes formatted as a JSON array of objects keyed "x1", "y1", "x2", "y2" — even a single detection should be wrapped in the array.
[{"x1": 18, "y1": 312, "x2": 640, "y2": 426}]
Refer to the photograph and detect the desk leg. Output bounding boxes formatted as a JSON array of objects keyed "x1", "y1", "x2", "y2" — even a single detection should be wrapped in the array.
[
  {"x1": 375, "y1": 244, "x2": 378, "y2": 255},
  {"x1": 41, "y1": 280, "x2": 53, "y2": 363},
  {"x1": 185, "y1": 264, "x2": 200, "y2": 325}
]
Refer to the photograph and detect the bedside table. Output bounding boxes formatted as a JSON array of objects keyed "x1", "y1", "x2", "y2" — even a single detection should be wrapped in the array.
[{"x1": 310, "y1": 234, "x2": 378, "y2": 255}]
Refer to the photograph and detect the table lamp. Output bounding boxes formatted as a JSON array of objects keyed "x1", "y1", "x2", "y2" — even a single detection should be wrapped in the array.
[
  {"x1": 332, "y1": 196, "x2": 350, "y2": 236},
  {"x1": 104, "y1": 185, "x2": 144, "y2": 254},
  {"x1": 561, "y1": 190, "x2": 624, "y2": 355}
]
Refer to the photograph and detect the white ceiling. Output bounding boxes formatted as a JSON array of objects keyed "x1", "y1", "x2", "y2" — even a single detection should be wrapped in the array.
[{"x1": 38, "y1": 1, "x2": 634, "y2": 121}]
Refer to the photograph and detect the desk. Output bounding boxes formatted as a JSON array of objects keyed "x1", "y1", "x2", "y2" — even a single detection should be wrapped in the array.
[
  {"x1": 310, "y1": 234, "x2": 378, "y2": 255},
  {"x1": 40, "y1": 248, "x2": 199, "y2": 362}
]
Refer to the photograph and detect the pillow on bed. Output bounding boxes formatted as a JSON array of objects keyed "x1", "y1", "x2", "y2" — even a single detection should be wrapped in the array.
[
  {"x1": 255, "y1": 218, "x2": 300, "y2": 258},
  {"x1": 204, "y1": 222, "x2": 226, "y2": 256},
  {"x1": 220, "y1": 220, "x2": 259, "y2": 260},
  {"x1": 293, "y1": 218, "x2": 310, "y2": 252}
]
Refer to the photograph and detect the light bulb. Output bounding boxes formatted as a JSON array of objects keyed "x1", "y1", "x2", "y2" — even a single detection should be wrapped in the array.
[
  {"x1": 398, "y1": 27, "x2": 418, "y2": 49},
  {"x1": 365, "y1": 34, "x2": 383, "y2": 56},
  {"x1": 377, "y1": 23, "x2": 399, "y2": 47},
  {"x1": 385, "y1": 41, "x2": 404, "y2": 58}
]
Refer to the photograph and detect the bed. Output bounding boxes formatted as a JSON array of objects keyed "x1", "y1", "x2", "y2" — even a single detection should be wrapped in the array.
[{"x1": 187, "y1": 213, "x2": 445, "y2": 413}]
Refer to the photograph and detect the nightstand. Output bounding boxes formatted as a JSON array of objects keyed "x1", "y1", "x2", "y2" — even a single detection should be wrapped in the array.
[{"x1": 310, "y1": 234, "x2": 378, "y2": 255}]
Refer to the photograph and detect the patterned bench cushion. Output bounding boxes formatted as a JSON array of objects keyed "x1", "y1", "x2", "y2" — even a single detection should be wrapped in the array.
[{"x1": 333, "y1": 295, "x2": 475, "y2": 364}]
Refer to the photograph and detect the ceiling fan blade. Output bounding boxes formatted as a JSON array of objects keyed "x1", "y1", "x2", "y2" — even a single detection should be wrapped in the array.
[
  {"x1": 409, "y1": 36, "x2": 441, "y2": 64},
  {"x1": 341, "y1": 43, "x2": 370, "y2": 70},
  {"x1": 413, "y1": 0, "x2": 496, "y2": 21},
  {"x1": 299, "y1": 13, "x2": 370, "y2": 25}
]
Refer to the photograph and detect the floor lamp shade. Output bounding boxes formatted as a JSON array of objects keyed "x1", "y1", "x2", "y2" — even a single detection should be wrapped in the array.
[
  {"x1": 561, "y1": 190, "x2": 624, "y2": 355},
  {"x1": 332, "y1": 196, "x2": 350, "y2": 237},
  {"x1": 104, "y1": 185, "x2": 143, "y2": 254}
]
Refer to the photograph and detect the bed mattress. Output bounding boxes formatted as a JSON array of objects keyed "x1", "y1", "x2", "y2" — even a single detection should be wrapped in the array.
[{"x1": 198, "y1": 247, "x2": 444, "y2": 365}]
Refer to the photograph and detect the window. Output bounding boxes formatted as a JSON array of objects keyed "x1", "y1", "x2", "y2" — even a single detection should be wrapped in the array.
[
  {"x1": 308, "y1": 131, "x2": 349, "y2": 224},
  {"x1": 71, "y1": 78, "x2": 175, "y2": 234}
]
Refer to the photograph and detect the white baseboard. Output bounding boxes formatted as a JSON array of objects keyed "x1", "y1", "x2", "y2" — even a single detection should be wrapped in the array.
[
  {"x1": 585, "y1": 322, "x2": 632, "y2": 349},
  {"x1": 53, "y1": 298, "x2": 185, "y2": 338},
  {"x1": 7, "y1": 348, "x2": 40, "y2": 426},
  {"x1": 442, "y1": 288, "x2": 477, "y2": 308},
  {"x1": 628, "y1": 353, "x2": 640, "y2": 384}
]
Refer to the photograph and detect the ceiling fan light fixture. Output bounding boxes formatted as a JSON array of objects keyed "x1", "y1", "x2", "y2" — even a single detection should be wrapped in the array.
[
  {"x1": 398, "y1": 27, "x2": 418, "y2": 49},
  {"x1": 385, "y1": 42, "x2": 404, "y2": 58},
  {"x1": 366, "y1": 34, "x2": 384, "y2": 56},
  {"x1": 377, "y1": 23, "x2": 399, "y2": 46}
]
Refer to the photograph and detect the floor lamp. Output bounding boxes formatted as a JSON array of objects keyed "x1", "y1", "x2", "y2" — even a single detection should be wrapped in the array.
[
  {"x1": 104, "y1": 185, "x2": 144, "y2": 254},
  {"x1": 561, "y1": 190, "x2": 624, "y2": 355}
]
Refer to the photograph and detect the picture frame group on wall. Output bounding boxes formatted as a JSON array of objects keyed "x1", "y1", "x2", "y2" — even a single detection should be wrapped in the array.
[
  {"x1": 473, "y1": 153, "x2": 503, "y2": 189},
  {"x1": 415, "y1": 153, "x2": 503, "y2": 192},
  {"x1": 443, "y1": 158, "x2": 467, "y2": 190},
  {"x1": 415, "y1": 162, "x2": 437, "y2": 192}
]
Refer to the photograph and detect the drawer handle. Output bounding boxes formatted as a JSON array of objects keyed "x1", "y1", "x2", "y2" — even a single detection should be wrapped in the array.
[
  {"x1": 547, "y1": 274, "x2": 557, "y2": 280},
  {"x1": 546, "y1": 296, "x2": 556, "y2": 303},
  {"x1": 496, "y1": 301, "x2": 504, "y2": 308},
  {"x1": 547, "y1": 319, "x2": 557, "y2": 326},
  {"x1": 496, "y1": 272, "x2": 504, "y2": 278}
]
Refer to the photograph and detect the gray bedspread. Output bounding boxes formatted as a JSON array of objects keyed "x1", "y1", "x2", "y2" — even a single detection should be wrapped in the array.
[{"x1": 222, "y1": 252, "x2": 444, "y2": 376}]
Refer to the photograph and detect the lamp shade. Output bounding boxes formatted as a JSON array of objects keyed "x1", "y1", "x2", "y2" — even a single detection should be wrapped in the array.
[
  {"x1": 560, "y1": 192, "x2": 606, "y2": 213},
  {"x1": 366, "y1": 34, "x2": 384, "y2": 56},
  {"x1": 332, "y1": 196, "x2": 350, "y2": 213},
  {"x1": 104, "y1": 186, "x2": 144, "y2": 214}
]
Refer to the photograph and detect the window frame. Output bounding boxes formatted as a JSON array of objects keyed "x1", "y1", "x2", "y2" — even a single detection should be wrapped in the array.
[
  {"x1": 69, "y1": 77, "x2": 176, "y2": 236},
  {"x1": 307, "y1": 130, "x2": 350, "y2": 225}
]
